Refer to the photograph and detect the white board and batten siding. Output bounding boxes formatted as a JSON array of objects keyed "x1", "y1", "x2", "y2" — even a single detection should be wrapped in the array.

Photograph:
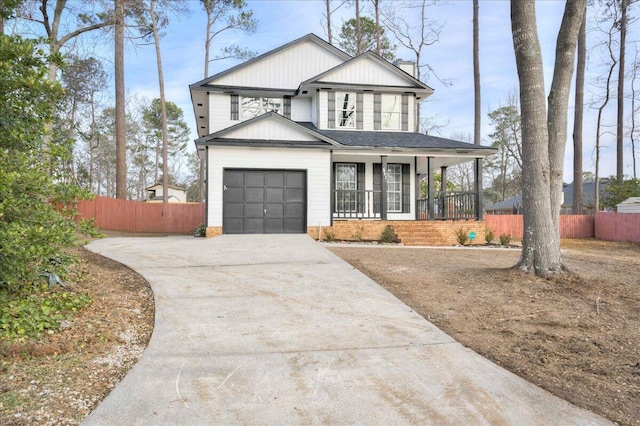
[
  {"x1": 291, "y1": 97, "x2": 312, "y2": 122},
  {"x1": 221, "y1": 116, "x2": 318, "y2": 141},
  {"x1": 317, "y1": 57, "x2": 412, "y2": 87},
  {"x1": 207, "y1": 147, "x2": 331, "y2": 228},
  {"x1": 210, "y1": 40, "x2": 345, "y2": 90},
  {"x1": 208, "y1": 92, "x2": 234, "y2": 134}
]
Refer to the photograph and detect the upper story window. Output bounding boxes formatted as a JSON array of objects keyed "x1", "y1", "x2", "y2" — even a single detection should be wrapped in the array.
[
  {"x1": 240, "y1": 96, "x2": 282, "y2": 120},
  {"x1": 336, "y1": 92, "x2": 356, "y2": 128},
  {"x1": 382, "y1": 95, "x2": 401, "y2": 130}
]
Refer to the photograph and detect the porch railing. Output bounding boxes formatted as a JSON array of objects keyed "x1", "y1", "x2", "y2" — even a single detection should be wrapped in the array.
[
  {"x1": 333, "y1": 189, "x2": 381, "y2": 219},
  {"x1": 416, "y1": 191, "x2": 477, "y2": 220},
  {"x1": 333, "y1": 190, "x2": 478, "y2": 220}
]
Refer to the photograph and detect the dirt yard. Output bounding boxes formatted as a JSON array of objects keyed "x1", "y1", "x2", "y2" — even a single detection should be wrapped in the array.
[{"x1": 330, "y1": 239, "x2": 640, "y2": 426}]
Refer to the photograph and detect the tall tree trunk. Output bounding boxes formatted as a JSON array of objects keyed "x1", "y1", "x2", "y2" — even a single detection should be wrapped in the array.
[
  {"x1": 510, "y1": 0, "x2": 584, "y2": 277},
  {"x1": 473, "y1": 0, "x2": 481, "y2": 145},
  {"x1": 572, "y1": 7, "x2": 586, "y2": 214},
  {"x1": 631, "y1": 49, "x2": 638, "y2": 179},
  {"x1": 374, "y1": 0, "x2": 381, "y2": 56},
  {"x1": 150, "y1": 0, "x2": 170, "y2": 204},
  {"x1": 595, "y1": 24, "x2": 619, "y2": 213},
  {"x1": 355, "y1": 0, "x2": 361, "y2": 54},
  {"x1": 325, "y1": 0, "x2": 332, "y2": 44},
  {"x1": 204, "y1": 5, "x2": 212, "y2": 78},
  {"x1": 547, "y1": 0, "x2": 584, "y2": 232},
  {"x1": 616, "y1": 0, "x2": 627, "y2": 181},
  {"x1": 115, "y1": 0, "x2": 127, "y2": 199}
]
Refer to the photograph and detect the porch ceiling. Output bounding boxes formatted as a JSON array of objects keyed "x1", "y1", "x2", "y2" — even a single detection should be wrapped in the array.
[{"x1": 331, "y1": 152, "x2": 481, "y2": 173}]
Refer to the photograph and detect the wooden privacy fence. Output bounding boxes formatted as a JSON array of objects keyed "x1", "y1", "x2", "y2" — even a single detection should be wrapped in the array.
[
  {"x1": 76, "y1": 196, "x2": 205, "y2": 234},
  {"x1": 595, "y1": 212, "x2": 640, "y2": 243},
  {"x1": 484, "y1": 214, "x2": 595, "y2": 239}
]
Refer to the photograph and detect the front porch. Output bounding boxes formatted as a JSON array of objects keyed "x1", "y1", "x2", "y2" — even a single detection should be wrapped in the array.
[{"x1": 331, "y1": 154, "x2": 484, "y2": 222}]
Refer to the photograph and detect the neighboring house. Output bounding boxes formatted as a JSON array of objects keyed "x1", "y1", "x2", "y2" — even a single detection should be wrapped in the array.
[
  {"x1": 485, "y1": 181, "x2": 610, "y2": 215},
  {"x1": 616, "y1": 197, "x2": 640, "y2": 213},
  {"x1": 190, "y1": 33, "x2": 496, "y2": 238},
  {"x1": 146, "y1": 183, "x2": 188, "y2": 203}
]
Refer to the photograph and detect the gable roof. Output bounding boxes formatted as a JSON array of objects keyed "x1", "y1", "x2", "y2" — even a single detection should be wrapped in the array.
[
  {"x1": 190, "y1": 33, "x2": 350, "y2": 92},
  {"x1": 195, "y1": 113, "x2": 339, "y2": 148},
  {"x1": 298, "y1": 51, "x2": 433, "y2": 99}
]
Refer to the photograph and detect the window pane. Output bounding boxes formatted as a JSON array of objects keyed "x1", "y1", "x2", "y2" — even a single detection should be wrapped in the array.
[
  {"x1": 336, "y1": 164, "x2": 357, "y2": 212},
  {"x1": 240, "y1": 97, "x2": 262, "y2": 119},
  {"x1": 336, "y1": 92, "x2": 356, "y2": 128},
  {"x1": 386, "y1": 164, "x2": 402, "y2": 212},
  {"x1": 263, "y1": 97, "x2": 282, "y2": 113},
  {"x1": 241, "y1": 96, "x2": 282, "y2": 119},
  {"x1": 382, "y1": 95, "x2": 401, "y2": 129}
]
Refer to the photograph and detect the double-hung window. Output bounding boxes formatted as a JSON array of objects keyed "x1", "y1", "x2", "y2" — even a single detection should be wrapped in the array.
[
  {"x1": 382, "y1": 95, "x2": 401, "y2": 130},
  {"x1": 336, "y1": 92, "x2": 356, "y2": 128},
  {"x1": 335, "y1": 163, "x2": 357, "y2": 212},
  {"x1": 240, "y1": 97, "x2": 282, "y2": 120},
  {"x1": 386, "y1": 164, "x2": 402, "y2": 212}
]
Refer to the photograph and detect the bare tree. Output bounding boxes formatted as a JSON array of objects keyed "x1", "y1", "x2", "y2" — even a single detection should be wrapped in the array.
[
  {"x1": 572, "y1": 6, "x2": 586, "y2": 214},
  {"x1": 510, "y1": 0, "x2": 585, "y2": 276},
  {"x1": 132, "y1": 0, "x2": 188, "y2": 203},
  {"x1": 382, "y1": 0, "x2": 444, "y2": 131},
  {"x1": 630, "y1": 47, "x2": 639, "y2": 179},
  {"x1": 322, "y1": 0, "x2": 347, "y2": 45},
  {"x1": 115, "y1": 0, "x2": 126, "y2": 199},
  {"x1": 591, "y1": 3, "x2": 620, "y2": 212},
  {"x1": 202, "y1": 0, "x2": 257, "y2": 79},
  {"x1": 473, "y1": 0, "x2": 481, "y2": 146},
  {"x1": 355, "y1": 0, "x2": 362, "y2": 54},
  {"x1": 616, "y1": 0, "x2": 628, "y2": 181},
  {"x1": 372, "y1": 0, "x2": 381, "y2": 55},
  {"x1": 18, "y1": 1, "x2": 112, "y2": 83}
]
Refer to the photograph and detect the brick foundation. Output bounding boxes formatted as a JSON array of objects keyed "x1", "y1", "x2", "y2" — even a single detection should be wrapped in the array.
[
  {"x1": 205, "y1": 226, "x2": 223, "y2": 238},
  {"x1": 309, "y1": 220, "x2": 487, "y2": 246}
]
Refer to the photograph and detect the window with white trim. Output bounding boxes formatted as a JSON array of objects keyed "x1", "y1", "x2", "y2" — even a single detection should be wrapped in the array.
[
  {"x1": 335, "y1": 163, "x2": 357, "y2": 212},
  {"x1": 336, "y1": 92, "x2": 356, "y2": 128},
  {"x1": 386, "y1": 164, "x2": 402, "y2": 212},
  {"x1": 382, "y1": 94, "x2": 401, "y2": 129},
  {"x1": 240, "y1": 97, "x2": 282, "y2": 120}
]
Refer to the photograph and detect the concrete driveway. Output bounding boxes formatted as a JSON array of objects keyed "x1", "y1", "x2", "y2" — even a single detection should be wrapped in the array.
[{"x1": 83, "y1": 234, "x2": 610, "y2": 425}]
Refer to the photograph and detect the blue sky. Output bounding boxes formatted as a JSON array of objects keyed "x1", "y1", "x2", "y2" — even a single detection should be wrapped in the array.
[{"x1": 89, "y1": 1, "x2": 639, "y2": 180}]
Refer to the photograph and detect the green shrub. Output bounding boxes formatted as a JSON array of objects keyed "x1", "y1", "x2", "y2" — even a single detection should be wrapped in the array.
[
  {"x1": 323, "y1": 229, "x2": 336, "y2": 242},
  {"x1": 0, "y1": 290, "x2": 91, "y2": 342},
  {"x1": 485, "y1": 228, "x2": 495, "y2": 244},
  {"x1": 352, "y1": 225, "x2": 364, "y2": 242},
  {"x1": 380, "y1": 225, "x2": 398, "y2": 243},
  {"x1": 499, "y1": 233, "x2": 511, "y2": 245},
  {"x1": 456, "y1": 228, "x2": 469, "y2": 245},
  {"x1": 194, "y1": 223, "x2": 206, "y2": 237}
]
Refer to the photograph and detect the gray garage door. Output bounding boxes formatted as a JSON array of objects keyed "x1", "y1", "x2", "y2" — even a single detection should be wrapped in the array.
[{"x1": 223, "y1": 169, "x2": 306, "y2": 234}]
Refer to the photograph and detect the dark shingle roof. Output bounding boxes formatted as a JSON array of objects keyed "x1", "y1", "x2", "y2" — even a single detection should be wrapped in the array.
[{"x1": 296, "y1": 122, "x2": 494, "y2": 150}]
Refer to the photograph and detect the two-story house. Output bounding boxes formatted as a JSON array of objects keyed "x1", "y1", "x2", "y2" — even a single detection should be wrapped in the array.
[{"x1": 190, "y1": 34, "x2": 496, "y2": 244}]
